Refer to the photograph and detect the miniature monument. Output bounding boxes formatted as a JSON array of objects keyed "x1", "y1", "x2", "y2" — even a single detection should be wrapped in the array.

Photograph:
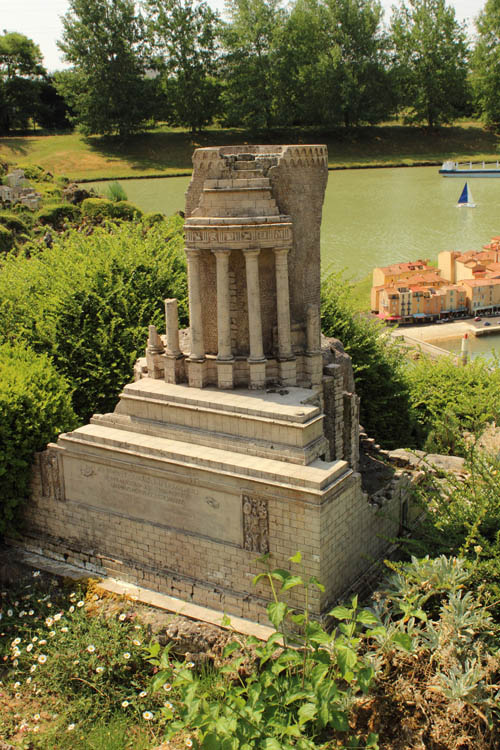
[{"x1": 23, "y1": 146, "x2": 404, "y2": 622}]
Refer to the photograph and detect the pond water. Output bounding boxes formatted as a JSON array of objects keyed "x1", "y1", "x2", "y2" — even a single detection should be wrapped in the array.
[
  {"x1": 85, "y1": 166, "x2": 500, "y2": 280},
  {"x1": 433, "y1": 332, "x2": 500, "y2": 361}
]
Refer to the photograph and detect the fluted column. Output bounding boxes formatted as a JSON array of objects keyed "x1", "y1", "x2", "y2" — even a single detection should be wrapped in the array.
[
  {"x1": 274, "y1": 247, "x2": 293, "y2": 359},
  {"x1": 185, "y1": 248, "x2": 205, "y2": 361},
  {"x1": 212, "y1": 249, "x2": 233, "y2": 361},
  {"x1": 243, "y1": 248, "x2": 265, "y2": 362}
]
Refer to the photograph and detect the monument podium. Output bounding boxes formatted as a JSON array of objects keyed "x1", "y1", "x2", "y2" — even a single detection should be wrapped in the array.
[{"x1": 23, "y1": 146, "x2": 403, "y2": 623}]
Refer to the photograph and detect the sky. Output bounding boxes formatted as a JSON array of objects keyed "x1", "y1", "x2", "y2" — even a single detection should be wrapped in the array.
[{"x1": 1, "y1": 0, "x2": 487, "y2": 73}]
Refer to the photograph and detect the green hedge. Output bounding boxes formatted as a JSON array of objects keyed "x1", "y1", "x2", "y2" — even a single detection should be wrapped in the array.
[
  {"x1": 81, "y1": 198, "x2": 143, "y2": 223},
  {"x1": 0, "y1": 218, "x2": 187, "y2": 422},
  {"x1": 0, "y1": 343, "x2": 77, "y2": 534},
  {"x1": 37, "y1": 203, "x2": 81, "y2": 230},
  {"x1": 0, "y1": 212, "x2": 29, "y2": 234},
  {"x1": 0, "y1": 224, "x2": 14, "y2": 253}
]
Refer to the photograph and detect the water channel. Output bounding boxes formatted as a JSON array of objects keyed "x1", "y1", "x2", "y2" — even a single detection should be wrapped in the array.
[{"x1": 84, "y1": 165, "x2": 500, "y2": 358}]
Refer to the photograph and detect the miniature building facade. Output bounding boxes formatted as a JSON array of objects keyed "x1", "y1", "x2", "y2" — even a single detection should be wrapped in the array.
[{"x1": 19, "y1": 146, "x2": 405, "y2": 624}]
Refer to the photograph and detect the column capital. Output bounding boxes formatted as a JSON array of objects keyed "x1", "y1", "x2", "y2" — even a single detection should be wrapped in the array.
[
  {"x1": 242, "y1": 247, "x2": 261, "y2": 258},
  {"x1": 211, "y1": 247, "x2": 232, "y2": 257},
  {"x1": 273, "y1": 246, "x2": 291, "y2": 257},
  {"x1": 185, "y1": 246, "x2": 202, "y2": 258}
]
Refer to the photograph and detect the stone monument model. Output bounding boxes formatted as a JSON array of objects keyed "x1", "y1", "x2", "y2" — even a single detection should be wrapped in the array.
[{"x1": 24, "y1": 146, "x2": 403, "y2": 622}]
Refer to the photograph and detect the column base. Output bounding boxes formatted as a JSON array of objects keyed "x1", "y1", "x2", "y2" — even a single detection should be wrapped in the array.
[
  {"x1": 146, "y1": 351, "x2": 165, "y2": 380},
  {"x1": 305, "y1": 352, "x2": 323, "y2": 386},
  {"x1": 164, "y1": 355, "x2": 186, "y2": 385},
  {"x1": 217, "y1": 360, "x2": 235, "y2": 389},
  {"x1": 248, "y1": 359, "x2": 267, "y2": 390},
  {"x1": 187, "y1": 359, "x2": 209, "y2": 388},
  {"x1": 278, "y1": 358, "x2": 297, "y2": 387}
]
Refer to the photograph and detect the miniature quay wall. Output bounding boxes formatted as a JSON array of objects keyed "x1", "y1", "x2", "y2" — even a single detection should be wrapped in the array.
[{"x1": 17, "y1": 145, "x2": 407, "y2": 624}]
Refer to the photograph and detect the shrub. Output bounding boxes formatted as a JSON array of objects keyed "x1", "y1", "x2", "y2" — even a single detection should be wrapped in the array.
[
  {"x1": 0, "y1": 212, "x2": 29, "y2": 234},
  {"x1": 105, "y1": 181, "x2": 128, "y2": 202},
  {"x1": 321, "y1": 272, "x2": 414, "y2": 448},
  {"x1": 405, "y1": 354, "x2": 500, "y2": 454},
  {"x1": 81, "y1": 197, "x2": 142, "y2": 224},
  {"x1": 37, "y1": 203, "x2": 81, "y2": 230},
  {"x1": 0, "y1": 224, "x2": 14, "y2": 253},
  {"x1": 142, "y1": 212, "x2": 166, "y2": 228},
  {"x1": 111, "y1": 200, "x2": 143, "y2": 221},
  {"x1": 0, "y1": 343, "x2": 77, "y2": 533},
  {"x1": 20, "y1": 164, "x2": 50, "y2": 181},
  {"x1": 0, "y1": 219, "x2": 187, "y2": 422}
]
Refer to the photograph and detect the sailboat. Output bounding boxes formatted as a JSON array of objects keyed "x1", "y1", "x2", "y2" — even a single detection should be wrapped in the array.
[{"x1": 456, "y1": 182, "x2": 476, "y2": 208}]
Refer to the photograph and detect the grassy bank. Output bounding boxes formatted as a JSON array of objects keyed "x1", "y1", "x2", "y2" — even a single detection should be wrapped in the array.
[{"x1": 1, "y1": 120, "x2": 499, "y2": 181}]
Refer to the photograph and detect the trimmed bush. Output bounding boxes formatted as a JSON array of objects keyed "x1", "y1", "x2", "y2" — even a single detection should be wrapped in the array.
[
  {"x1": 81, "y1": 197, "x2": 142, "y2": 223},
  {"x1": 0, "y1": 224, "x2": 14, "y2": 253},
  {"x1": 37, "y1": 203, "x2": 81, "y2": 230},
  {"x1": 0, "y1": 212, "x2": 29, "y2": 234},
  {"x1": 0, "y1": 218, "x2": 187, "y2": 422},
  {"x1": 0, "y1": 342, "x2": 77, "y2": 533},
  {"x1": 142, "y1": 212, "x2": 166, "y2": 228}
]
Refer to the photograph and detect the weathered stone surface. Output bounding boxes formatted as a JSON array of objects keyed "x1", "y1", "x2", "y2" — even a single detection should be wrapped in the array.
[
  {"x1": 21, "y1": 144, "x2": 409, "y2": 625},
  {"x1": 62, "y1": 183, "x2": 93, "y2": 204}
]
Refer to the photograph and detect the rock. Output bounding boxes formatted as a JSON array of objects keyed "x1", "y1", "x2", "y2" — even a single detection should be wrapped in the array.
[{"x1": 62, "y1": 183, "x2": 92, "y2": 205}]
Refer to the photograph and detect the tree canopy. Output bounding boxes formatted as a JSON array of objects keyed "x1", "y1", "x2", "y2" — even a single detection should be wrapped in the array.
[
  {"x1": 390, "y1": 0, "x2": 470, "y2": 128},
  {"x1": 145, "y1": 0, "x2": 221, "y2": 132},
  {"x1": 0, "y1": 31, "x2": 47, "y2": 133},
  {"x1": 471, "y1": 0, "x2": 500, "y2": 128},
  {"x1": 57, "y1": 0, "x2": 155, "y2": 137}
]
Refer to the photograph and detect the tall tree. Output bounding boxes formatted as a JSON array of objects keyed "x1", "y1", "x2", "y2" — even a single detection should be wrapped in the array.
[
  {"x1": 277, "y1": 0, "x2": 395, "y2": 128},
  {"x1": 145, "y1": 0, "x2": 221, "y2": 132},
  {"x1": 57, "y1": 0, "x2": 154, "y2": 137},
  {"x1": 0, "y1": 32, "x2": 46, "y2": 133},
  {"x1": 471, "y1": 0, "x2": 500, "y2": 128},
  {"x1": 390, "y1": 0, "x2": 470, "y2": 129},
  {"x1": 221, "y1": 0, "x2": 286, "y2": 131}
]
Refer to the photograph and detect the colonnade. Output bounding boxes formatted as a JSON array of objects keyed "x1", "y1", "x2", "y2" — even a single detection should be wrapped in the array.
[{"x1": 185, "y1": 245, "x2": 294, "y2": 387}]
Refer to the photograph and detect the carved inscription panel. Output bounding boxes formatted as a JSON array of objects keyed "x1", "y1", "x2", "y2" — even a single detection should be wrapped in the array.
[{"x1": 63, "y1": 456, "x2": 242, "y2": 545}]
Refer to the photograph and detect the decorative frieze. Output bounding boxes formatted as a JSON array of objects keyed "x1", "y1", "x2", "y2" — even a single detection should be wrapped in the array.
[
  {"x1": 242, "y1": 495, "x2": 269, "y2": 553},
  {"x1": 184, "y1": 223, "x2": 292, "y2": 250}
]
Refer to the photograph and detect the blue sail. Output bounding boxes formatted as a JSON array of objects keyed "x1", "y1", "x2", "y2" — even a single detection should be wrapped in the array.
[{"x1": 458, "y1": 183, "x2": 469, "y2": 204}]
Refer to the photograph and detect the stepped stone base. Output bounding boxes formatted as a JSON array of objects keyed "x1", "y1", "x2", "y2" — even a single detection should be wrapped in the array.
[{"x1": 22, "y1": 380, "x2": 404, "y2": 623}]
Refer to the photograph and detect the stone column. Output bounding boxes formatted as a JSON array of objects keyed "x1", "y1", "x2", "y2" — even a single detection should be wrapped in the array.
[
  {"x1": 164, "y1": 298, "x2": 181, "y2": 357},
  {"x1": 164, "y1": 298, "x2": 185, "y2": 385},
  {"x1": 186, "y1": 248, "x2": 205, "y2": 361},
  {"x1": 146, "y1": 324, "x2": 165, "y2": 379},
  {"x1": 213, "y1": 248, "x2": 234, "y2": 389},
  {"x1": 274, "y1": 247, "x2": 296, "y2": 386},
  {"x1": 243, "y1": 248, "x2": 266, "y2": 389},
  {"x1": 213, "y1": 249, "x2": 233, "y2": 360},
  {"x1": 186, "y1": 247, "x2": 207, "y2": 388}
]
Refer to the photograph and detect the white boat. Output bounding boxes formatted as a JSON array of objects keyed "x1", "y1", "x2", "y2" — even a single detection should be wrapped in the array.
[
  {"x1": 456, "y1": 182, "x2": 476, "y2": 208},
  {"x1": 440, "y1": 160, "x2": 500, "y2": 177}
]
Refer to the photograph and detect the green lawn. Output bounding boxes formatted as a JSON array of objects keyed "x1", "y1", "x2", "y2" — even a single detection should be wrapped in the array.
[{"x1": 1, "y1": 120, "x2": 499, "y2": 181}]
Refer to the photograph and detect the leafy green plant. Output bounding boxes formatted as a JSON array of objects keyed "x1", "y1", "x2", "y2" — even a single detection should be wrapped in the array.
[
  {"x1": 0, "y1": 211, "x2": 29, "y2": 234},
  {"x1": 37, "y1": 202, "x2": 81, "y2": 230},
  {"x1": 0, "y1": 218, "x2": 187, "y2": 421},
  {"x1": 0, "y1": 342, "x2": 77, "y2": 532},
  {"x1": 105, "y1": 181, "x2": 128, "y2": 202},
  {"x1": 405, "y1": 353, "x2": 500, "y2": 455},
  {"x1": 146, "y1": 552, "x2": 386, "y2": 749},
  {"x1": 0, "y1": 223, "x2": 14, "y2": 252},
  {"x1": 81, "y1": 197, "x2": 142, "y2": 224}
]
